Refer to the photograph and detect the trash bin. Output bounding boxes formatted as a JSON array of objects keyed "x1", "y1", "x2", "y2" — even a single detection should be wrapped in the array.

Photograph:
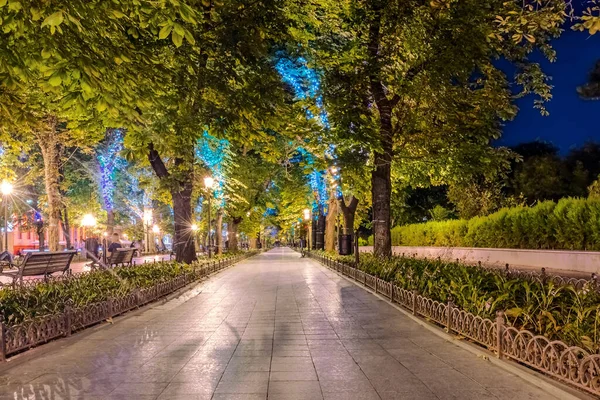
[{"x1": 338, "y1": 234, "x2": 353, "y2": 255}]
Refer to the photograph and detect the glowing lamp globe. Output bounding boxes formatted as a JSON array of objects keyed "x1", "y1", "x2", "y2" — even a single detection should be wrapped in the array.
[
  {"x1": 152, "y1": 225, "x2": 160, "y2": 234},
  {"x1": 81, "y1": 214, "x2": 97, "y2": 227},
  {"x1": 204, "y1": 176, "x2": 215, "y2": 188},
  {"x1": 0, "y1": 180, "x2": 13, "y2": 196}
]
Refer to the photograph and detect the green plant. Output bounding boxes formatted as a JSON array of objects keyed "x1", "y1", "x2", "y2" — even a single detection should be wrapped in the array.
[{"x1": 379, "y1": 197, "x2": 600, "y2": 251}]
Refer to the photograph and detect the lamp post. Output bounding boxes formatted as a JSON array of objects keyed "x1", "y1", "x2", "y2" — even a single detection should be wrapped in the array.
[
  {"x1": 81, "y1": 214, "x2": 97, "y2": 258},
  {"x1": 1, "y1": 180, "x2": 13, "y2": 253},
  {"x1": 191, "y1": 223, "x2": 199, "y2": 254},
  {"x1": 303, "y1": 208, "x2": 311, "y2": 251},
  {"x1": 204, "y1": 176, "x2": 214, "y2": 258},
  {"x1": 143, "y1": 208, "x2": 152, "y2": 254},
  {"x1": 152, "y1": 224, "x2": 160, "y2": 252}
]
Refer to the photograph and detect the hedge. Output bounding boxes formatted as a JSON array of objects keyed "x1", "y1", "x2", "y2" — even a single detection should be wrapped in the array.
[{"x1": 372, "y1": 198, "x2": 600, "y2": 250}]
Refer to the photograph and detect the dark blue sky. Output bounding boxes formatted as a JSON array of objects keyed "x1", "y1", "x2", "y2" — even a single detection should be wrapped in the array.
[{"x1": 498, "y1": 14, "x2": 600, "y2": 153}]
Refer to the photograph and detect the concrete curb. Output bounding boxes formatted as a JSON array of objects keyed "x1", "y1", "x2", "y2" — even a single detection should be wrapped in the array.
[
  {"x1": 311, "y1": 258, "x2": 593, "y2": 400},
  {"x1": 0, "y1": 255, "x2": 252, "y2": 373}
]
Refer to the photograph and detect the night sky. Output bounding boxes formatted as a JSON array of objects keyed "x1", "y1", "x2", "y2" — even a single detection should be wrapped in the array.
[{"x1": 499, "y1": 5, "x2": 600, "y2": 153}]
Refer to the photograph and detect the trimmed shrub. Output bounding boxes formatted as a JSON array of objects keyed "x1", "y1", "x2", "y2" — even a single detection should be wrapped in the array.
[{"x1": 383, "y1": 197, "x2": 600, "y2": 250}]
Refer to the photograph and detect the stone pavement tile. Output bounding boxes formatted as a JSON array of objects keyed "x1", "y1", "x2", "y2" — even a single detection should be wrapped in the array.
[
  {"x1": 110, "y1": 381, "x2": 168, "y2": 395},
  {"x1": 318, "y1": 377, "x2": 374, "y2": 393},
  {"x1": 487, "y1": 387, "x2": 561, "y2": 400},
  {"x1": 220, "y1": 371, "x2": 269, "y2": 382},
  {"x1": 212, "y1": 394, "x2": 267, "y2": 400},
  {"x1": 268, "y1": 381, "x2": 323, "y2": 398},
  {"x1": 214, "y1": 379, "x2": 269, "y2": 394},
  {"x1": 322, "y1": 391, "x2": 380, "y2": 400},
  {"x1": 270, "y1": 370, "x2": 318, "y2": 381},
  {"x1": 157, "y1": 381, "x2": 218, "y2": 397}
]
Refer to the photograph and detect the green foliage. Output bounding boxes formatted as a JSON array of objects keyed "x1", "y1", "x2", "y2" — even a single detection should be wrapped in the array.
[
  {"x1": 317, "y1": 251, "x2": 600, "y2": 352},
  {"x1": 589, "y1": 175, "x2": 600, "y2": 199},
  {"x1": 0, "y1": 253, "x2": 256, "y2": 324},
  {"x1": 385, "y1": 198, "x2": 600, "y2": 250},
  {"x1": 428, "y1": 205, "x2": 453, "y2": 222}
]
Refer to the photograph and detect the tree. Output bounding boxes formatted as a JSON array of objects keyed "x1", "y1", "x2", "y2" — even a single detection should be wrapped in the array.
[{"x1": 312, "y1": 0, "x2": 567, "y2": 257}]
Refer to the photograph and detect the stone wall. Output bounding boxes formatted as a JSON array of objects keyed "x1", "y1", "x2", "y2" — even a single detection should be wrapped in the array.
[{"x1": 359, "y1": 246, "x2": 600, "y2": 276}]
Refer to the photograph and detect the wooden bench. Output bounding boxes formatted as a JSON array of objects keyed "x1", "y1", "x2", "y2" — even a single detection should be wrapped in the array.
[
  {"x1": 0, "y1": 251, "x2": 77, "y2": 285},
  {"x1": 107, "y1": 248, "x2": 136, "y2": 267}
]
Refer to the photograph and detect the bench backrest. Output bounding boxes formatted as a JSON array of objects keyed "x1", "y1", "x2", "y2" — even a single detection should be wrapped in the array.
[
  {"x1": 19, "y1": 251, "x2": 77, "y2": 277},
  {"x1": 108, "y1": 249, "x2": 135, "y2": 265}
]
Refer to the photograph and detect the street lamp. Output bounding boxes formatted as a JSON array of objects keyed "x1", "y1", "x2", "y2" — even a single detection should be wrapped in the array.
[
  {"x1": 1, "y1": 180, "x2": 13, "y2": 253},
  {"x1": 303, "y1": 208, "x2": 311, "y2": 251},
  {"x1": 81, "y1": 213, "x2": 97, "y2": 239},
  {"x1": 143, "y1": 208, "x2": 152, "y2": 253},
  {"x1": 204, "y1": 177, "x2": 214, "y2": 258}
]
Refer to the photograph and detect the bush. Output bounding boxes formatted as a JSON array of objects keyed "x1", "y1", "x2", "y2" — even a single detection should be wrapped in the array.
[
  {"x1": 0, "y1": 253, "x2": 256, "y2": 325},
  {"x1": 383, "y1": 197, "x2": 600, "y2": 250}
]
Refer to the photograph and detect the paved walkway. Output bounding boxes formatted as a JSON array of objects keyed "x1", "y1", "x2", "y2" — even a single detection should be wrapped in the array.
[{"x1": 0, "y1": 248, "x2": 560, "y2": 400}]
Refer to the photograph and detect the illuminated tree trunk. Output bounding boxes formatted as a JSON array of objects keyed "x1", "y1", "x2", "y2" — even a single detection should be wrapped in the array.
[
  {"x1": 37, "y1": 116, "x2": 63, "y2": 252},
  {"x1": 249, "y1": 237, "x2": 257, "y2": 249},
  {"x1": 228, "y1": 216, "x2": 242, "y2": 251},
  {"x1": 216, "y1": 208, "x2": 223, "y2": 255},
  {"x1": 106, "y1": 210, "x2": 115, "y2": 235},
  {"x1": 368, "y1": 6, "x2": 396, "y2": 258},
  {"x1": 325, "y1": 195, "x2": 338, "y2": 252},
  {"x1": 339, "y1": 195, "x2": 359, "y2": 235},
  {"x1": 148, "y1": 143, "x2": 197, "y2": 264},
  {"x1": 59, "y1": 208, "x2": 72, "y2": 249}
]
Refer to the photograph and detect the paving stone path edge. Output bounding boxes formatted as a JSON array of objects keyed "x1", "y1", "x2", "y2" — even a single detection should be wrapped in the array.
[{"x1": 305, "y1": 251, "x2": 593, "y2": 400}]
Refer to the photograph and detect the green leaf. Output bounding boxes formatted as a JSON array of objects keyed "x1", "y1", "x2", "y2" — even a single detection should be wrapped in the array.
[
  {"x1": 158, "y1": 24, "x2": 172, "y2": 40},
  {"x1": 184, "y1": 29, "x2": 195, "y2": 45},
  {"x1": 48, "y1": 75, "x2": 62, "y2": 87},
  {"x1": 172, "y1": 31, "x2": 183, "y2": 47},
  {"x1": 41, "y1": 11, "x2": 64, "y2": 28},
  {"x1": 41, "y1": 48, "x2": 52, "y2": 59},
  {"x1": 0, "y1": 0, "x2": 7, "y2": 7}
]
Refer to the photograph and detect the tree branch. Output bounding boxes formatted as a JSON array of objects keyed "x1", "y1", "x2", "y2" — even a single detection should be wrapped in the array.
[{"x1": 148, "y1": 142, "x2": 169, "y2": 179}]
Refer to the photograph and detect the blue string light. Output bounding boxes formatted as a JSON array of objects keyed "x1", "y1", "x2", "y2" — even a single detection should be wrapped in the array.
[
  {"x1": 97, "y1": 129, "x2": 125, "y2": 212},
  {"x1": 196, "y1": 131, "x2": 228, "y2": 208}
]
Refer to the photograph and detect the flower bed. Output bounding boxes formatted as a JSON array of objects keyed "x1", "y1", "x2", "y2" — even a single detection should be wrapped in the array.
[
  {"x1": 307, "y1": 251, "x2": 600, "y2": 396},
  {"x1": 0, "y1": 251, "x2": 256, "y2": 360}
]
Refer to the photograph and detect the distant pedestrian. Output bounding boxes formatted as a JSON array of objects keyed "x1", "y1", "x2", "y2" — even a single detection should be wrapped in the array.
[{"x1": 108, "y1": 233, "x2": 122, "y2": 254}]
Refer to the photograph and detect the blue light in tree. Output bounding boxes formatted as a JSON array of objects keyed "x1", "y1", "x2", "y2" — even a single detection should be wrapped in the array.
[
  {"x1": 196, "y1": 131, "x2": 229, "y2": 207},
  {"x1": 275, "y1": 54, "x2": 330, "y2": 129},
  {"x1": 275, "y1": 53, "x2": 342, "y2": 214},
  {"x1": 97, "y1": 129, "x2": 125, "y2": 211}
]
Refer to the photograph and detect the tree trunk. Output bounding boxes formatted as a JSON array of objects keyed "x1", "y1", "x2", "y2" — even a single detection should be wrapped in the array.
[
  {"x1": 148, "y1": 143, "x2": 197, "y2": 264},
  {"x1": 249, "y1": 237, "x2": 257, "y2": 249},
  {"x1": 215, "y1": 208, "x2": 223, "y2": 255},
  {"x1": 367, "y1": 6, "x2": 395, "y2": 258},
  {"x1": 37, "y1": 117, "x2": 63, "y2": 252},
  {"x1": 106, "y1": 210, "x2": 115, "y2": 235},
  {"x1": 325, "y1": 195, "x2": 338, "y2": 252},
  {"x1": 338, "y1": 196, "x2": 359, "y2": 235},
  {"x1": 37, "y1": 224, "x2": 45, "y2": 251},
  {"x1": 228, "y1": 217, "x2": 242, "y2": 251},
  {"x1": 372, "y1": 146, "x2": 392, "y2": 257},
  {"x1": 59, "y1": 208, "x2": 72, "y2": 249}
]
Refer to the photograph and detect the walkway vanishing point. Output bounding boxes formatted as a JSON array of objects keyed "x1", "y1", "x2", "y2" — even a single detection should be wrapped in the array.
[{"x1": 0, "y1": 248, "x2": 568, "y2": 400}]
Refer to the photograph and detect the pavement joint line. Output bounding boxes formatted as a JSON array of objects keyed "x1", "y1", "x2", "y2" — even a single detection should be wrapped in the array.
[
  {"x1": 307, "y1": 254, "x2": 593, "y2": 400},
  {"x1": 0, "y1": 254, "x2": 254, "y2": 374}
]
